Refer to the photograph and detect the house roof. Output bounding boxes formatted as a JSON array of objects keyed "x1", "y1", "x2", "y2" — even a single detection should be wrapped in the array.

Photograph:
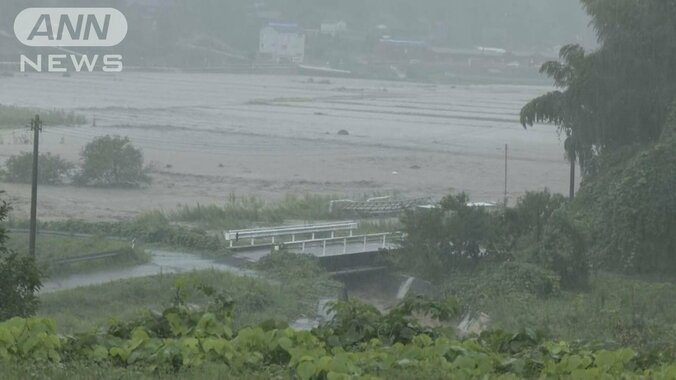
[
  {"x1": 379, "y1": 38, "x2": 427, "y2": 47},
  {"x1": 266, "y1": 22, "x2": 303, "y2": 34}
]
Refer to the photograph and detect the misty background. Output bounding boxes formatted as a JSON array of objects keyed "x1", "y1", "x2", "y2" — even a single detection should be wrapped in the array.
[{"x1": 0, "y1": 0, "x2": 595, "y2": 75}]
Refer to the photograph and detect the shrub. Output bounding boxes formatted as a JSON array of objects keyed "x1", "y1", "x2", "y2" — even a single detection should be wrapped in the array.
[
  {"x1": 75, "y1": 135, "x2": 150, "y2": 188},
  {"x1": 506, "y1": 189, "x2": 567, "y2": 241},
  {"x1": 398, "y1": 193, "x2": 502, "y2": 278},
  {"x1": 536, "y1": 209, "x2": 589, "y2": 290},
  {"x1": 0, "y1": 193, "x2": 42, "y2": 321},
  {"x1": 3, "y1": 152, "x2": 73, "y2": 185}
]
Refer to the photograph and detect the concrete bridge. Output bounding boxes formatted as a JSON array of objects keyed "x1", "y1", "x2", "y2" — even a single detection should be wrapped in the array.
[{"x1": 225, "y1": 222, "x2": 400, "y2": 267}]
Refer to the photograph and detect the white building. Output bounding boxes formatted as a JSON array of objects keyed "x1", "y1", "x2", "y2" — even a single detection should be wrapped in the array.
[
  {"x1": 259, "y1": 23, "x2": 305, "y2": 63},
  {"x1": 320, "y1": 21, "x2": 347, "y2": 37}
]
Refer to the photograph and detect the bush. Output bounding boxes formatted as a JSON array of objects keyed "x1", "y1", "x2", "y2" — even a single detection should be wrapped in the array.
[
  {"x1": 75, "y1": 135, "x2": 150, "y2": 188},
  {"x1": 3, "y1": 152, "x2": 73, "y2": 185},
  {"x1": 535, "y1": 209, "x2": 589, "y2": 290},
  {"x1": 0, "y1": 193, "x2": 42, "y2": 321},
  {"x1": 506, "y1": 189, "x2": 568, "y2": 241},
  {"x1": 586, "y1": 140, "x2": 676, "y2": 274},
  {"x1": 398, "y1": 193, "x2": 502, "y2": 278}
]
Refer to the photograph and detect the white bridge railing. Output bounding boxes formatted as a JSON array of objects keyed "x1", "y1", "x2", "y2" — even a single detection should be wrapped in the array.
[
  {"x1": 279, "y1": 233, "x2": 395, "y2": 257},
  {"x1": 224, "y1": 221, "x2": 359, "y2": 248}
]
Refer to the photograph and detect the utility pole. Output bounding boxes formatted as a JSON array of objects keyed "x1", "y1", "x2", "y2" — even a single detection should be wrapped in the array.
[
  {"x1": 29, "y1": 115, "x2": 42, "y2": 258},
  {"x1": 569, "y1": 157, "x2": 576, "y2": 200},
  {"x1": 504, "y1": 144, "x2": 508, "y2": 208}
]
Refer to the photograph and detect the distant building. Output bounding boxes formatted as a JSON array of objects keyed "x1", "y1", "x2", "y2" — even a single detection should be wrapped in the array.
[
  {"x1": 259, "y1": 23, "x2": 305, "y2": 63},
  {"x1": 374, "y1": 38, "x2": 429, "y2": 62},
  {"x1": 320, "y1": 21, "x2": 347, "y2": 37}
]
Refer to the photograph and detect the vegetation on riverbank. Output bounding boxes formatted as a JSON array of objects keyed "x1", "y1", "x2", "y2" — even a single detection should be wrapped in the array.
[
  {"x1": 4, "y1": 288, "x2": 676, "y2": 379},
  {"x1": 40, "y1": 252, "x2": 340, "y2": 334},
  {"x1": 0, "y1": 105, "x2": 86, "y2": 129},
  {"x1": 7, "y1": 211, "x2": 224, "y2": 254},
  {"x1": 6, "y1": 232, "x2": 148, "y2": 276}
]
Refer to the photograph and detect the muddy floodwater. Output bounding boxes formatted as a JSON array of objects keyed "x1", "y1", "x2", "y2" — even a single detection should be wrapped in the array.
[{"x1": 0, "y1": 73, "x2": 570, "y2": 221}]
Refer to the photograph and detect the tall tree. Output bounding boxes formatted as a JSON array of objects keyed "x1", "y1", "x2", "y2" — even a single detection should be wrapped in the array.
[
  {"x1": 523, "y1": 0, "x2": 676, "y2": 172},
  {"x1": 520, "y1": 44, "x2": 595, "y2": 196}
]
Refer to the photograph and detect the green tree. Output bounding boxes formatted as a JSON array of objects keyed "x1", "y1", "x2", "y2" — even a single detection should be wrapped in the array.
[
  {"x1": 576, "y1": 105, "x2": 676, "y2": 274},
  {"x1": 523, "y1": 0, "x2": 676, "y2": 171},
  {"x1": 520, "y1": 44, "x2": 597, "y2": 198},
  {"x1": 505, "y1": 189, "x2": 568, "y2": 242},
  {"x1": 0, "y1": 192, "x2": 42, "y2": 320},
  {"x1": 76, "y1": 136, "x2": 150, "y2": 188},
  {"x1": 535, "y1": 209, "x2": 589, "y2": 290},
  {"x1": 4, "y1": 152, "x2": 73, "y2": 185},
  {"x1": 399, "y1": 193, "x2": 500, "y2": 278},
  {"x1": 580, "y1": 0, "x2": 676, "y2": 146}
]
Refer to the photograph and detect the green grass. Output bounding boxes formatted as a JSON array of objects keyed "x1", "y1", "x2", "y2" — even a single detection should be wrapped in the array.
[
  {"x1": 5, "y1": 232, "x2": 149, "y2": 276},
  {"x1": 169, "y1": 193, "x2": 409, "y2": 231},
  {"x1": 39, "y1": 255, "x2": 340, "y2": 334},
  {"x1": 0, "y1": 104, "x2": 86, "y2": 130},
  {"x1": 169, "y1": 193, "x2": 345, "y2": 230},
  {"x1": 442, "y1": 266, "x2": 676, "y2": 349}
]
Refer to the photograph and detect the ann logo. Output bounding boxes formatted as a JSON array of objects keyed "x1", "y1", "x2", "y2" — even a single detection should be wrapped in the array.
[
  {"x1": 14, "y1": 8, "x2": 127, "y2": 47},
  {"x1": 28, "y1": 13, "x2": 111, "y2": 42}
]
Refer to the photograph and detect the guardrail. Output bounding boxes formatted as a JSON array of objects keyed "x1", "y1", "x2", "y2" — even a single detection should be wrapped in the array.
[
  {"x1": 50, "y1": 249, "x2": 129, "y2": 265},
  {"x1": 281, "y1": 232, "x2": 394, "y2": 256},
  {"x1": 225, "y1": 221, "x2": 359, "y2": 247},
  {"x1": 7, "y1": 228, "x2": 127, "y2": 241}
]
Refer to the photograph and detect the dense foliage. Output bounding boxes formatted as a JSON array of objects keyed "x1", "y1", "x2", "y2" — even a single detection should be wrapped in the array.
[
  {"x1": 2, "y1": 293, "x2": 676, "y2": 379},
  {"x1": 23, "y1": 211, "x2": 223, "y2": 253},
  {"x1": 0, "y1": 194, "x2": 42, "y2": 321},
  {"x1": 398, "y1": 191, "x2": 588, "y2": 289},
  {"x1": 3, "y1": 152, "x2": 73, "y2": 185},
  {"x1": 398, "y1": 193, "x2": 502, "y2": 278},
  {"x1": 522, "y1": 0, "x2": 676, "y2": 172},
  {"x1": 573, "y1": 118, "x2": 676, "y2": 274},
  {"x1": 75, "y1": 135, "x2": 150, "y2": 188}
]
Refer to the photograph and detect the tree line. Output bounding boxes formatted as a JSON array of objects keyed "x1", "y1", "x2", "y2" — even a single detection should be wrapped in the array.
[{"x1": 1, "y1": 135, "x2": 150, "y2": 188}]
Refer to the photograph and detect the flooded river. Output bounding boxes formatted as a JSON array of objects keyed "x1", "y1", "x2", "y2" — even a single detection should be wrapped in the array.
[{"x1": 0, "y1": 73, "x2": 571, "y2": 221}]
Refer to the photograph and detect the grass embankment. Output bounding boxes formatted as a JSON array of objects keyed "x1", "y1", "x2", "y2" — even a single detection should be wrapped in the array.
[
  {"x1": 0, "y1": 104, "x2": 86, "y2": 130},
  {"x1": 9, "y1": 212, "x2": 224, "y2": 255},
  {"x1": 40, "y1": 252, "x2": 340, "y2": 334},
  {"x1": 442, "y1": 263, "x2": 676, "y2": 350},
  {"x1": 5, "y1": 232, "x2": 148, "y2": 276},
  {"x1": 7, "y1": 193, "x2": 402, "y2": 254},
  {"x1": 169, "y1": 193, "x2": 405, "y2": 231},
  {"x1": 170, "y1": 193, "x2": 346, "y2": 230}
]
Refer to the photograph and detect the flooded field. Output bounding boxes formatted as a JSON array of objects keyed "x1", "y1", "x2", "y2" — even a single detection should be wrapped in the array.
[{"x1": 0, "y1": 73, "x2": 569, "y2": 221}]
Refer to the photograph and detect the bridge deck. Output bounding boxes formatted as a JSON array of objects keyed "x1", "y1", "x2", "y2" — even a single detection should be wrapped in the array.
[{"x1": 233, "y1": 240, "x2": 397, "y2": 263}]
